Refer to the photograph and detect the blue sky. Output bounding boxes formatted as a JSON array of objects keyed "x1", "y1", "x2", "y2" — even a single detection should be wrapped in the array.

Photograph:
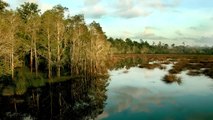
[{"x1": 4, "y1": 0, "x2": 213, "y2": 46}]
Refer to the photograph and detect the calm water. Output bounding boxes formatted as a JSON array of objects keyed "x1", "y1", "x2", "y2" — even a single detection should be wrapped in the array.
[
  {"x1": 0, "y1": 58, "x2": 213, "y2": 120},
  {"x1": 97, "y1": 63, "x2": 213, "y2": 120}
]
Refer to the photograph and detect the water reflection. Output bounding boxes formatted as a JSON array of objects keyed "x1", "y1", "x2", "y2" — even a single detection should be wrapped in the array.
[
  {"x1": 0, "y1": 76, "x2": 109, "y2": 120},
  {"x1": 109, "y1": 56, "x2": 144, "y2": 70},
  {"x1": 101, "y1": 56, "x2": 213, "y2": 120},
  {"x1": 1, "y1": 55, "x2": 213, "y2": 120}
]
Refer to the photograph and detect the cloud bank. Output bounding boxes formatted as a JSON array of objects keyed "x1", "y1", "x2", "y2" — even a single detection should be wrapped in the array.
[{"x1": 80, "y1": 0, "x2": 181, "y2": 19}]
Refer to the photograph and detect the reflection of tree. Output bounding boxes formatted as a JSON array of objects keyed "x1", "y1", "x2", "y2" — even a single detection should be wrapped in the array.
[
  {"x1": 109, "y1": 56, "x2": 165, "y2": 70},
  {"x1": 109, "y1": 56, "x2": 144, "y2": 70},
  {"x1": 0, "y1": 76, "x2": 109, "y2": 120}
]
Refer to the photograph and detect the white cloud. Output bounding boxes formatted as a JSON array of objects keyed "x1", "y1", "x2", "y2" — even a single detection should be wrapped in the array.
[
  {"x1": 107, "y1": 86, "x2": 173, "y2": 114},
  {"x1": 123, "y1": 27, "x2": 170, "y2": 43},
  {"x1": 40, "y1": 3, "x2": 53, "y2": 13},
  {"x1": 110, "y1": 0, "x2": 181, "y2": 18},
  {"x1": 81, "y1": 5, "x2": 106, "y2": 18},
  {"x1": 143, "y1": 27, "x2": 156, "y2": 36},
  {"x1": 113, "y1": 0, "x2": 146, "y2": 18},
  {"x1": 116, "y1": 0, "x2": 134, "y2": 10},
  {"x1": 84, "y1": 0, "x2": 100, "y2": 6},
  {"x1": 145, "y1": 0, "x2": 181, "y2": 9},
  {"x1": 77, "y1": 0, "x2": 107, "y2": 18},
  {"x1": 116, "y1": 6, "x2": 150, "y2": 18},
  {"x1": 69, "y1": 0, "x2": 181, "y2": 19}
]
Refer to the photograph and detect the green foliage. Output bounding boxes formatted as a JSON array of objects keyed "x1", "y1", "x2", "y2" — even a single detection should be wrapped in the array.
[
  {"x1": 14, "y1": 67, "x2": 45, "y2": 87},
  {"x1": 17, "y1": 2, "x2": 40, "y2": 22}
]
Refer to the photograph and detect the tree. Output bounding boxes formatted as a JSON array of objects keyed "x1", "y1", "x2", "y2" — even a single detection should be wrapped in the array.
[
  {"x1": 171, "y1": 43, "x2": 175, "y2": 48},
  {"x1": 89, "y1": 21, "x2": 110, "y2": 75},
  {"x1": 40, "y1": 10, "x2": 55, "y2": 79},
  {"x1": 52, "y1": 5, "x2": 68, "y2": 77},
  {"x1": 0, "y1": 10, "x2": 21, "y2": 79},
  {"x1": 17, "y1": 2, "x2": 40, "y2": 22},
  {"x1": 17, "y1": 2, "x2": 40, "y2": 75},
  {"x1": 68, "y1": 15, "x2": 89, "y2": 76},
  {"x1": 0, "y1": 2, "x2": 113, "y2": 80}
]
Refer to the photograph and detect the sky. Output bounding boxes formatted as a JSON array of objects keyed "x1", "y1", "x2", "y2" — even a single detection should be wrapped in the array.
[{"x1": 3, "y1": 0, "x2": 213, "y2": 46}]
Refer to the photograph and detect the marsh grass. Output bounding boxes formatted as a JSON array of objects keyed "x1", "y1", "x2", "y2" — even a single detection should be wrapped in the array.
[
  {"x1": 162, "y1": 74, "x2": 182, "y2": 84},
  {"x1": 169, "y1": 59, "x2": 188, "y2": 74},
  {"x1": 111, "y1": 54, "x2": 213, "y2": 79},
  {"x1": 187, "y1": 70, "x2": 202, "y2": 76}
]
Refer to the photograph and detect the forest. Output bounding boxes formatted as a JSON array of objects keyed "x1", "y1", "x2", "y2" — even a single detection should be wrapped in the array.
[
  {"x1": 0, "y1": 1, "x2": 213, "y2": 80},
  {"x1": 0, "y1": 1, "x2": 110, "y2": 80}
]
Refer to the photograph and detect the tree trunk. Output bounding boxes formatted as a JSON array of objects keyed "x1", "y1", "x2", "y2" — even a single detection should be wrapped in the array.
[
  {"x1": 57, "y1": 22, "x2": 60, "y2": 77},
  {"x1": 9, "y1": 19, "x2": 15, "y2": 79},
  {"x1": 47, "y1": 28, "x2": 52, "y2": 79},
  {"x1": 33, "y1": 29, "x2": 38, "y2": 77},
  {"x1": 11, "y1": 36, "x2": 14, "y2": 79},
  {"x1": 70, "y1": 40, "x2": 73, "y2": 75},
  {"x1": 30, "y1": 44, "x2": 33, "y2": 73}
]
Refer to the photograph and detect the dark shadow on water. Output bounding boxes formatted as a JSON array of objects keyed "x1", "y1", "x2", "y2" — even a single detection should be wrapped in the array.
[{"x1": 0, "y1": 76, "x2": 109, "y2": 120}]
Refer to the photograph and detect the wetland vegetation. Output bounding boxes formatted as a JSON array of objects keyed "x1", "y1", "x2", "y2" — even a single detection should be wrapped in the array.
[{"x1": 0, "y1": 1, "x2": 213, "y2": 120}]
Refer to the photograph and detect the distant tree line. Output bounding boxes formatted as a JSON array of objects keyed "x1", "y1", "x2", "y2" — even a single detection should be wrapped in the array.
[
  {"x1": 0, "y1": 1, "x2": 110, "y2": 79},
  {"x1": 107, "y1": 37, "x2": 213, "y2": 55}
]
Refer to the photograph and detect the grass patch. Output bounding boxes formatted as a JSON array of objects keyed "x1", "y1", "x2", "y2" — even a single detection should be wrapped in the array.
[{"x1": 162, "y1": 74, "x2": 182, "y2": 84}]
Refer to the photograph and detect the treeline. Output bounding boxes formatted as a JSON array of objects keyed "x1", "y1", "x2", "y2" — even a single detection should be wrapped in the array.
[
  {"x1": 107, "y1": 37, "x2": 213, "y2": 54},
  {"x1": 0, "y1": 1, "x2": 110, "y2": 79}
]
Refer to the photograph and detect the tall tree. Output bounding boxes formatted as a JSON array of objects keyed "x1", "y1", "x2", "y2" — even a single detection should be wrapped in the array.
[
  {"x1": 17, "y1": 2, "x2": 40, "y2": 75},
  {"x1": 0, "y1": 10, "x2": 21, "y2": 78},
  {"x1": 68, "y1": 15, "x2": 90, "y2": 76},
  {"x1": 41, "y1": 10, "x2": 55, "y2": 79},
  {"x1": 52, "y1": 5, "x2": 68, "y2": 77},
  {"x1": 89, "y1": 21, "x2": 110, "y2": 75},
  {"x1": 29, "y1": 15, "x2": 40, "y2": 76}
]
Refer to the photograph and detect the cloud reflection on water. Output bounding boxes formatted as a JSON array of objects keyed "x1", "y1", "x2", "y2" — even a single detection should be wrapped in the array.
[{"x1": 100, "y1": 63, "x2": 213, "y2": 120}]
